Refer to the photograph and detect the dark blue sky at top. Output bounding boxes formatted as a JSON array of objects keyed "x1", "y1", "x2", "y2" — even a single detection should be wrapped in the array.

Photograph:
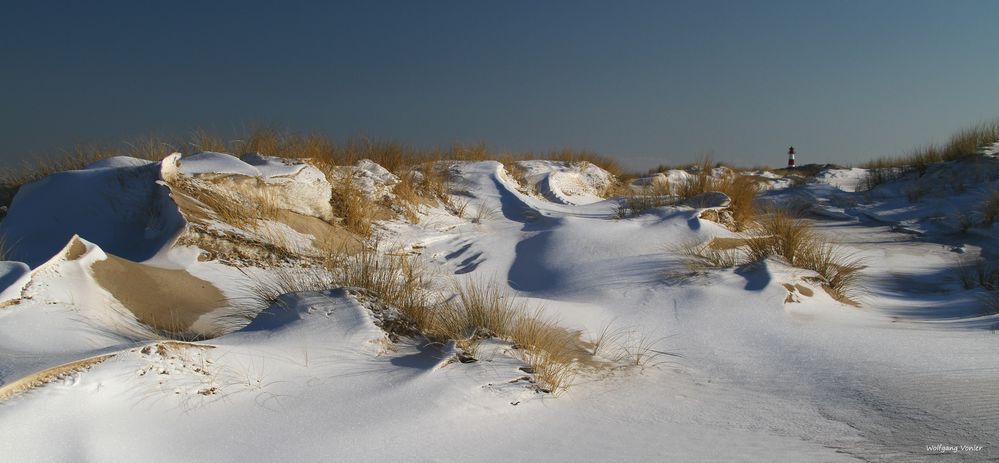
[{"x1": 3, "y1": 0, "x2": 998, "y2": 170}]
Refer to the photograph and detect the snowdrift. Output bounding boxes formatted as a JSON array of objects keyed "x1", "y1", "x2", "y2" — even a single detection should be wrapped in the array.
[{"x1": 0, "y1": 158, "x2": 184, "y2": 267}]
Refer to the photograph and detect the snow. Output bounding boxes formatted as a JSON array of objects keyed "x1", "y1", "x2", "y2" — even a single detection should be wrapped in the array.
[
  {"x1": 512, "y1": 160, "x2": 613, "y2": 205},
  {"x1": 0, "y1": 261, "x2": 29, "y2": 302},
  {"x1": 85, "y1": 156, "x2": 157, "y2": 170},
  {"x1": 814, "y1": 167, "x2": 868, "y2": 192},
  {"x1": 178, "y1": 152, "x2": 264, "y2": 177},
  {"x1": 170, "y1": 152, "x2": 336, "y2": 223},
  {"x1": 351, "y1": 158, "x2": 400, "y2": 200},
  {"x1": 0, "y1": 159, "x2": 185, "y2": 268},
  {"x1": 1, "y1": 153, "x2": 998, "y2": 461}
]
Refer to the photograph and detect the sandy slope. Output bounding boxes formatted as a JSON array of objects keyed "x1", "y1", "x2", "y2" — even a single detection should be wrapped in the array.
[{"x1": 0, "y1": 156, "x2": 997, "y2": 461}]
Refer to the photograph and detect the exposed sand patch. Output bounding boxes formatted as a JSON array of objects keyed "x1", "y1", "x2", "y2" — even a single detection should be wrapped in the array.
[
  {"x1": 91, "y1": 255, "x2": 226, "y2": 333},
  {"x1": 64, "y1": 239, "x2": 87, "y2": 260},
  {"x1": 166, "y1": 187, "x2": 212, "y2": 225},
  {"x1": 272, "y1": 210, "x2": 363, "y2": 254},
  {"x1": 794, "y1": 284, "x2": 814, "y2": 297}
]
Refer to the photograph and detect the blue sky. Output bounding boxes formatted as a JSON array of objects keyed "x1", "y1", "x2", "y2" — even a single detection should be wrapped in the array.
[{"x1": 3, "y1": 1, "x2": 998, "y2": 170}]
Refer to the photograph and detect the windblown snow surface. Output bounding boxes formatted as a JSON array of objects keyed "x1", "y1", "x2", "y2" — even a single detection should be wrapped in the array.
[{"x1": 1, "y1": 153, "x2": 998, "y2": 462}]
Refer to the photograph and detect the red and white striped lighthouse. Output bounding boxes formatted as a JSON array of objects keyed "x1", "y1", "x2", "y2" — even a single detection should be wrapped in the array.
[{"x1": 787, "y1": 146, "x2": 796, "y2": 168}]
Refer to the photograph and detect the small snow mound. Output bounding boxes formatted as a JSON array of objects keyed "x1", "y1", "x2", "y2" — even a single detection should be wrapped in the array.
[
  {"x1": 225, "y1": 289, "x2": 386, "y2": 353},
  {"x1": 514, "y1": 160, "x2": 614, "y2": 205}
]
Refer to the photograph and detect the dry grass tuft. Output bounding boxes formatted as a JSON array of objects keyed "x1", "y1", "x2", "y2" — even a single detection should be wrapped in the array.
[
  {"x1": 510, "y1": 312, "x2": 581, "y2": 394},
  {"x1": 861, "y1": 119, "x2": 999, "y2": 190},
  {"x1": 124, "y1": 135, "x2": 176, "y2": 160},
  {"x1": 673, "y1": 157, "x2": 715, "y2": 199},
  {"x1": 169, "y1": 178, "x2": 282, "y2": 231},
  {"x1": 334, "y1": 248, "x2": 428, "y2": 320},
  {"x1": 616, "y1": 177, "x2": 673, "y2": 218},
  {"x1": 418, "y1": 161, "x2": 451, "y2": 203},
  {"x1": 240, "y1": 247, "x2": 586, "y2": 394},
  {"x1": 235, "y1": 126, "x2": 284, "y2": 156},
  {"x1": 391, "y1": 161, "x2": 453, "y2": 216},
  {"x1": 677, "y1": 209, "x2": 865, "y2": 304},
  {"x1": 538, "y1": 148, "x2": 623, "y2": 177},
  {"x1": 860, "y1": 158, "x2": 908, "y2": 191},
  {"x1": 621, "y1": 330, "x2": 671, "y2": 368},
  {"x1": 803, "y1": 244, "x2": 866, "y2": 304},
  {"x1": 664, "y1": 157, "x2": 759, "y2": 230},
  {"x1": 434, "y1": 278, "x2": 524, "y2": 341},
  {"x1": 743, "y1": 209, "x2": 864, "y2": 304},
  {"x1": 329, "y1": 172, "x2": 374, "y2": 236},
  {"x1": 437, "y1": 278, "x2": 581, "y2": 394},
  {"x1": 470, "y1": 201, "x2": 498, "y2": 224},
  {"x1": 392, "y1": 171, "x2": 422, "y2": 206},
  {"x1": 954, "y1": 256, "x2": 999, "y2": 314},
  {"x1": 675, "y1": 239, "x2": 741, "y2": 270},
  {"x1": 715, "y1": 175, "x2": 759, "y2": 230},
  {"x1": 743, "y1": 209, "x2": 816, "y2": 266},
  {"x1": 957, "y1": 257, "x2": 998, "y2": 291},
  {"x1": 233, "y1": 244, "x2": 428, "y2": 333},
  {"x1": 617, "y1": 159, "x2": 758, "y2": 230},
  {"x1": 189, "y1": 129, "x2": 228, "y2": 153},
  {"x1": 448, "y1": 142, "x2": 490, "y2": 162},
  {"x1": 449, "y1": 197, "x2": 470, "y2": 219},
  {"x1": 981, "y1": 190, "x2": 999, "y2": 226},
  {"x1": 942, "y1": 120, "x2": 999, "y2": 161}
]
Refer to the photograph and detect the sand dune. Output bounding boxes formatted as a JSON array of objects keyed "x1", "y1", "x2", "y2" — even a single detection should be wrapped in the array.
[{"x1": 91, "y1": 253, "x2": 226, "y2": 333}]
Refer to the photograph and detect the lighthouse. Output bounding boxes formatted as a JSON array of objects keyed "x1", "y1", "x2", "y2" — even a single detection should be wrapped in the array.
[{"x1": 787, "y1": 146, "x2": 796, "y2": 169}]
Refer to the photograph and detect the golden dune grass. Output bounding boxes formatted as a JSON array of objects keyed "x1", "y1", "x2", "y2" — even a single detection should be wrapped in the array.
[{"x1": 678, "y1": 208, "x2": 865, "y2": 304}]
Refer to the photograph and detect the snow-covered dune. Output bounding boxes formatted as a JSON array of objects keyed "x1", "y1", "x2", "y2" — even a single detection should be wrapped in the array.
[
  {"x1": 0, "y1": 158, "x2": 184, "y2": 267},
  {"x1": 1, "y1": 154, "x2": 998, "y2": 461}
]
